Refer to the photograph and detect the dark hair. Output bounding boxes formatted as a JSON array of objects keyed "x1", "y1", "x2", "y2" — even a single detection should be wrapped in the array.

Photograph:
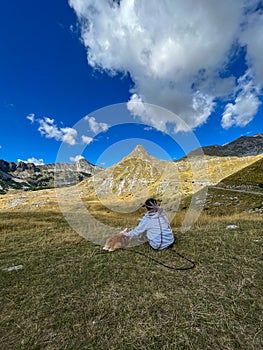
[{"x1": 144, "y1": 198, "x2": 158, "y2": 210}]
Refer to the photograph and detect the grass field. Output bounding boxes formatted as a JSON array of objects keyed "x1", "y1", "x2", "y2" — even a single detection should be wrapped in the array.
[{"x1": 1, "y1": 201, "x2": 262, "y2": 349}]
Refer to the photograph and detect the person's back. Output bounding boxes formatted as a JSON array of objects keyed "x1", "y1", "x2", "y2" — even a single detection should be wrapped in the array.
[{"x1": 125, "y1": 198, "x2": 174, "y2": 250}]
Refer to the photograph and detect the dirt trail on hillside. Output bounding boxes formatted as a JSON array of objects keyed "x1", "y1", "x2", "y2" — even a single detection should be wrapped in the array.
[{"x1": 210, "y1": 186, "x2": 263, "y2": 196}]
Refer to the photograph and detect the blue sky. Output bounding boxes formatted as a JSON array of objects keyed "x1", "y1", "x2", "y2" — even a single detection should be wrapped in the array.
[{"x1": 0, "y1": 0, "x2": 262, "y2": 167}]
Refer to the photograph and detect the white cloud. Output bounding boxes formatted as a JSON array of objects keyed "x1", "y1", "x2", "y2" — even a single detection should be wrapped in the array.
[
  {"x1": 127, "y1": 94, "x2": 173, "y2": 132},
  {"x1": 84, "y1": 115, "x2": 109, "y2": 134},
  {"x1": 38, "y1": 117, "x2": 63, "y2": 140},
  {"x1": 0, "y1": 145, "x2": 2, "y2": 149},
  {"x1": 29, "y1": 116, "x2": 78, "y2": 145},
  {"x1": 70, "y1": 155, "x2": 84, "y2": 162},
  {"x1": 240, "y1": 5, "x2": 263, "y2": 85},
  {"x1": 17, "y1": 157, "x2": 45, "y2": 165},
  {"x1": 221, "y1": 70, "x2": 261, "y2": 129},
  {"x1": 69, "y1": 0, "x2": 263, "y2": 131},
  {"x1": 61, "y1": 127, "x2": 78, "y2": 145},
  {"x1": 81, "y1": 135, "x2": 93, "y2": 144},
  {"x1": 127, "y1": 92, "x2": 215, "y2": 132},
  {"x1": 26, "y1": 113, "x2": 35, "y2": 123},
  {"x1": 143, "y1": 126, "x2": 153, "y2": 131}
]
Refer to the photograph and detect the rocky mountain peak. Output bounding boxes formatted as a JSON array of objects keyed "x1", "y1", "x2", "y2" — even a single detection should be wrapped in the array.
[
  {"x1": 128, "y1": 145, "x2": 151, "y2": 159},
  {"x1": 188, "y1": 134, "x2": 263, "y2": 157},
  {"x1": 75, "y1": 158, "x2": 102, "y2": 172}
]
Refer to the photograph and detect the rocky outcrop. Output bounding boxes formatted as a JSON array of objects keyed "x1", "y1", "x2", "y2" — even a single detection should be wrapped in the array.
[
  {"x1": 188, "y1": 134, "x2": 263, "y2": 157},
  {"x1": 0, "y1": 158, "x2": 102, "y2": 194}
]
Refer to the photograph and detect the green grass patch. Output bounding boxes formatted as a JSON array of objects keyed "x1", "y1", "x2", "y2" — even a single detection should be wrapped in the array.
[
  {"x1": 0, "y1": 211, "x2": 262, "y2": 349},
  {"x1": 174, "y1": 186, "x2": 263, "y2": 222},
  {"x1": 218, "y1": 158, "x2": 263, "y2": 193}
]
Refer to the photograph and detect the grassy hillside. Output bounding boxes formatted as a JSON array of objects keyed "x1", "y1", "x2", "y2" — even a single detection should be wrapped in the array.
[
  {"x1": 218, "y1": 158, "x2": 263, "y2": 193},
  {"x1": 0, "y1": 210, "x2": 262, "y2": 350},
  {"x1": 173, "y1": 186, "x2": 263, "y2": 222}
]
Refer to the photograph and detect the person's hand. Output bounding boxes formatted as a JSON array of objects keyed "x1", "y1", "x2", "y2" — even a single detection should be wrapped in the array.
[{"x1": 121, "y1": 227, "x2": 130, "y2": 235}]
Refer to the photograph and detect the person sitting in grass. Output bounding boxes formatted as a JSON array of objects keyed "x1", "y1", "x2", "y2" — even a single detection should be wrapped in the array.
[{"x1": 124, "y1": 198, "x2": 174, "y2": 250}]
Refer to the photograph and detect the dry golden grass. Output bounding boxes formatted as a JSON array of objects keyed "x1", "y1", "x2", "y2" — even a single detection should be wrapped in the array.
[
  {"x1": 0, "y1": 156, "x2": 262, "y2": 349},
  {"x1": 1, "y1": 207, "x2": 262, "y2": 350}
]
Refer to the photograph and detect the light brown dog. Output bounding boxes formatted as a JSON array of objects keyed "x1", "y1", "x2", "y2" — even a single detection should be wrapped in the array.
[{"x1": 103, "y1": 229, "x2": 130, "y2": 252}]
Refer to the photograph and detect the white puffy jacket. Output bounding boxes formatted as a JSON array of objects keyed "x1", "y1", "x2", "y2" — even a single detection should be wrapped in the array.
[{"x1": 127, "y1": 210, "x2": 174, "y2": 250}]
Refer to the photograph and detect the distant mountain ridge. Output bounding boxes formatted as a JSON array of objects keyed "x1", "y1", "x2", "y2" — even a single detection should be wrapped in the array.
[
  {"x1": 188, "y1": 134, "x2": 263, "y2": 157},
  {"x1": 0, "y1": 134, "x2": 262, "y2": 195},
  {"x1": 0, "y1": 158, "x2": 102, "y2": 194}
]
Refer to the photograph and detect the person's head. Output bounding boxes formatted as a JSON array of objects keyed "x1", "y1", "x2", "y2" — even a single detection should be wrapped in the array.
[{"x1": 144, "y1": 198, "x2": 158, "y2": 211}]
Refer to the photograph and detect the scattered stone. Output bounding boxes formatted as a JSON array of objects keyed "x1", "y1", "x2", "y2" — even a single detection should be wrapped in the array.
[
  {"x1": 7, "y1": 198, "x2": 27, "y2": 209},
  {"x1": 195, "y1": 199, "x2": 206, "y2": 205},
  {"x1": 244, "y1": 207, "x2": 263, "y2": 214},
  {"x1": 2, "y1": 265, "x2": 23, "y2": 272},
  {"x1": 226, "y1": 225, "x2": 239, "y2": 230}
]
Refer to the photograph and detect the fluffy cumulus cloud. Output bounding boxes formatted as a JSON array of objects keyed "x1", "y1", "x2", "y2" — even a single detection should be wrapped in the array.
[
  {"x1": 17, "y1": 157, "x2": 45, "y2": 165},
  {"x1": 27, "y1": 113, "x2": 109, "y2": 146},
  {"x1": 69, "y1": 0, "x2": 263, "y2": 131},
  {"x1": 81, "y1": 135, "x2": 93, "y2": 144},
  {"x1": 69, "y1": 155, "x2": 84, "y2": 162},
  {"x1": 240, "y1": 3, "x2": 263, "y2": 85},
  {"x1": 60, "y1": 127, "x2": 78, "y2": 146},
  {"x1": 84, "y1": 116, "x2": 109, "y2": 134},
  {"x1": 30, "y1": 116, "x2": 78, "y2": 145},
  {"x1": 221, "y1": 70, "x2": 261, "y2": 129}
]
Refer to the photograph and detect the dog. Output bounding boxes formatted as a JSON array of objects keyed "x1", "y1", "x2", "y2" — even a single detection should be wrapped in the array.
[{"x1": 103, "y1": 228, "x2": 130, "y2": 252}]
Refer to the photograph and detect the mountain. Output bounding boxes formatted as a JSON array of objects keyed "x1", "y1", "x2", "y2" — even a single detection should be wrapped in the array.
[
  {"x1": 1, "y1": 134, "x2": 263, "y2": 197},
  {"x1": 188, "y1": 134, "x2": 263, "y2": 157},
  {"x1": 85, "y1": 145, "x2": 170, "y2": 203},
  {"x1": 79, "y1": 143, "x2": 263, "y2": 206},
  {"x1": 1, "y1": 140, "x2": 263, "y2": 213},
  {"x1": 0, "y1": 158, "x2": 102, "y2": 194}
]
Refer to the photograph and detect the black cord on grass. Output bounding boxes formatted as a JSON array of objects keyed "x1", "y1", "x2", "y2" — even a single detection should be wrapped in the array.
[
  {"x1": 53, "y1": 248, "x2": 196, "y2": 271},
  {"x1": 125, "y1": 249, "x2": 196, "y2": 271},
  {"x1": 100, "y1": 248, "x2": 196, "y2": 271},
  {"x1": 2, "y1": 246, "x2": 195, "y2": 273}
]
